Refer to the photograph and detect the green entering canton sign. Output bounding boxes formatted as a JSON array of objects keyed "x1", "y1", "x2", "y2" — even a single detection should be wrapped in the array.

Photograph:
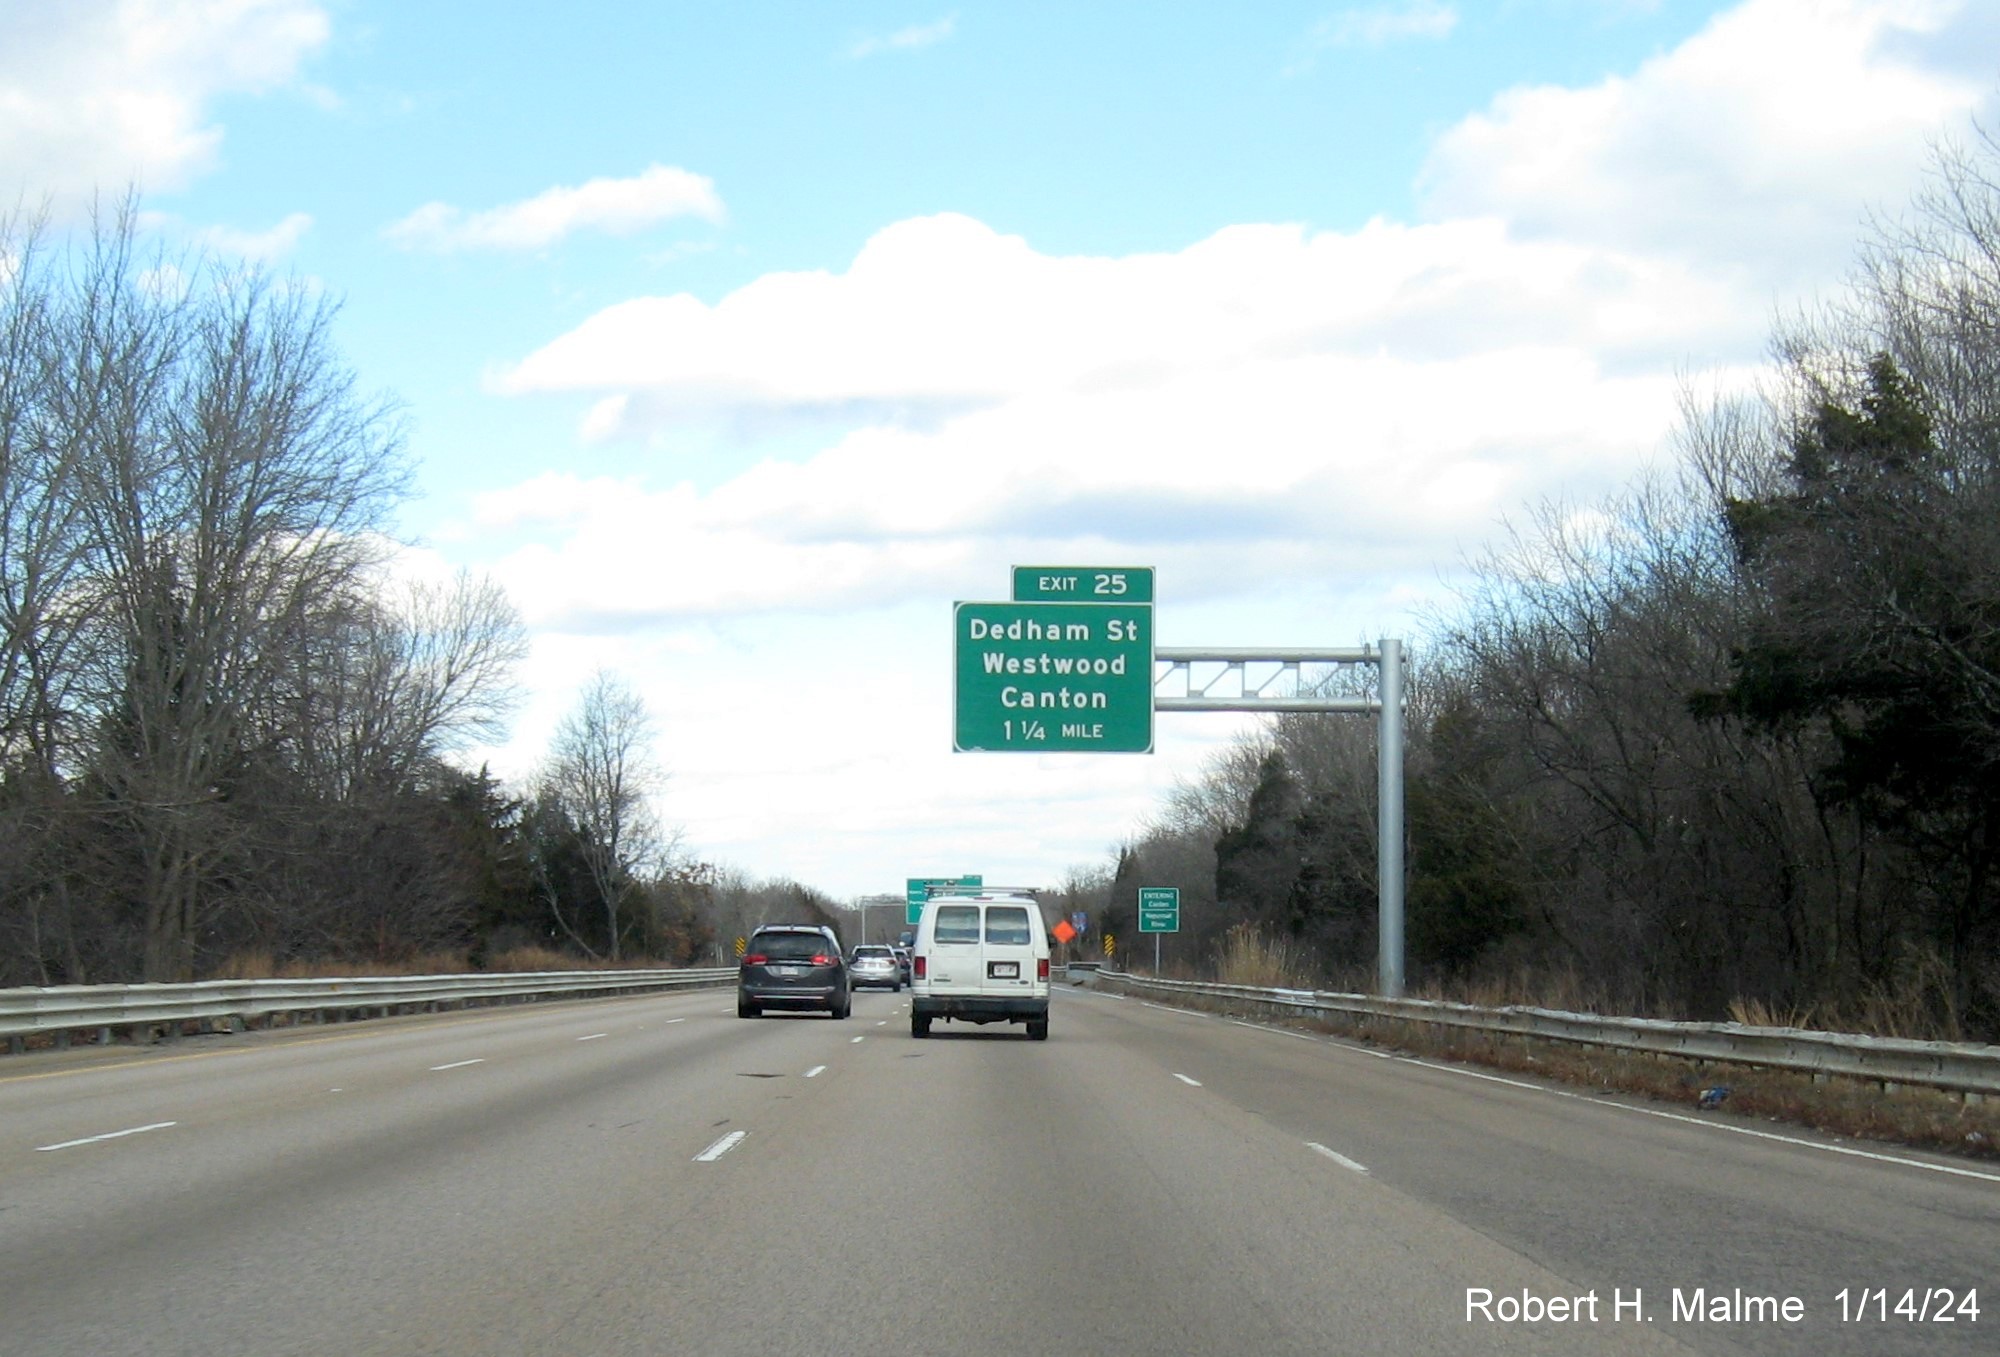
[
  {"x1": 1011, "y1": 566, "x2": 1155, "y2": 604},
  {"x1": 953, "y1": 601, "x2": 1154, "y2": 753},
  {"x1": 1138, "y1": 886, "x2": 1180, "y2": 933}
]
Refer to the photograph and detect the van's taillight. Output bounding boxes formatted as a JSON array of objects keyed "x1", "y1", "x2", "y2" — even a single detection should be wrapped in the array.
[
  {"x1": 744, "y1": 953, "x2": 768, "y2": 965},
  {"x1": 914, "y1": 956, "x2": 927, "y2": 979},
  {"x1": 1037, "y1": 958, "x2": 1050, "y2": 979}
]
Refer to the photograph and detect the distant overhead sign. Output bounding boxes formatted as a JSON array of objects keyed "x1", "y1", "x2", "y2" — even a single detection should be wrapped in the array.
[{"x1": 906, "y1": 875, "x2": 982, "y2": 925}]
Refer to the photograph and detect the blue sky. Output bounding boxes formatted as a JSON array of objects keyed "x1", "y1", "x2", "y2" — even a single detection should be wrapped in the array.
[{"x1": 6, "y1": 0, "x2": 1996, "y2": 900}]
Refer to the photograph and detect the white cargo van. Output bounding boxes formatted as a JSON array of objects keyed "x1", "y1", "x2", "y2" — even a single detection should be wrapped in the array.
[{"x1": 909, "y1": 889, "x2": 1051, "y2": 1040}]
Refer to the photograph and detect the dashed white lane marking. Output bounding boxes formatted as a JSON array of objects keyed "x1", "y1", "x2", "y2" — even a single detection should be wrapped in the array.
[
  {"x1": 694, "y1": 1130, "x2": 747, "y2": 1162},
  {"x1": 1307, "y1": 1141, "x2": 1370, "y2": 1174},
  {"x1": 576, "y1": 1033, "x2": 608, "y2": 1042},
  {"x1": 1172, "y1": 1073, "x2": 1202, "y2": 1087},
  {"x1": 875, "y1": 1021, "x2": 889, "y2": 1027},
  {"x1": 37, "y1": 1121, "x2": 178, "y2": 1152},
  {"x1": 430, "y1": 1058, "x2": 485, "y2": 1071},
  {"x1": 804, "y1": 1065, "x2": 827, "y2": 1078},
  {"x1": 665, "y1": 1018, "x2": 686, "y2": 1024},
  {"x1": 850, "y1": 1036, "x2": 866, "y2": 1044}
]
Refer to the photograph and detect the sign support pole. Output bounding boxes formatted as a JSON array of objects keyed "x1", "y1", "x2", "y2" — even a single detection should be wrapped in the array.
[
  {"x1": 1154, "y1": 643, "x2": 1407, "y2": 999},
  {"x1": 1377, "y1": 638, "x2": 1404, "y2": 999}
]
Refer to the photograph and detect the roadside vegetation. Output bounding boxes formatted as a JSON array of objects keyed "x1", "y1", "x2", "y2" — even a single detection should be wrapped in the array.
[
  {"x1": 0, "y1": 201, "x2": 856, "y2": 986},
  {"x1": 1068, "y1": 130, "x2": 2000, "y2": 1046}
]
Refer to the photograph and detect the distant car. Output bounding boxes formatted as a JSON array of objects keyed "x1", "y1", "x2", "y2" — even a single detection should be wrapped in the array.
[
  {"x1": 849, "y1": 944, "x2": 902, "y2": 991},
  {"x1": 891, "y1": 946, "x2": 914, "y2": 986},
  {"x1": 738, "y1": 925, "x2": 851, "y2": 1018}
]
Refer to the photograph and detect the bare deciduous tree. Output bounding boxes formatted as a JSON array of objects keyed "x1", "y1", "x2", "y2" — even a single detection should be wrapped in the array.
[
  {"x1": 56, "y1": 206, "x2": 408, "y2": 979},
  {"x1": 540, "y1": 670, "x2": 668, "y2": 962}
]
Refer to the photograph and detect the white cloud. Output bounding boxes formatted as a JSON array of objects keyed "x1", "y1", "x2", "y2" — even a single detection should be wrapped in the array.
[
  {"x1": 1286, "y1": 1, "x2": 1456, "y2": 74},
  {"x1": 0, "y1": 0, "x2": 329, "y2": 208},
  {"x1": 195, "y1": 211, "x2": 312, "y2": 261},
  {"x1": 845, "y1": 15, "x2": 957, "y2": 60},
  {"x1": 384, "y1": 164, "x2": 725, "y2": 253},
  {"x1": 1316, "y1": 1, "x2": 1457, "y2": 47},
  {"x1": 500, "y1": 213, "x2": 1737, "y2": 421},
  {"x1": 1419, "y1": 0, "x2": 1983, "y2": 287},
  {"x1": 481, "y1": 210, "x2": 1727, "y2": 631}
]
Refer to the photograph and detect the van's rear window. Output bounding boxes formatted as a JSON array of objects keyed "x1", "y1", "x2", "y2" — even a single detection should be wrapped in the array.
[
  {"x1": 934, "y1": 906, "x2": 981, "y2": 944},
  {"x1": 984, "y1": 907, "x2": 1032, "y2": 945}
]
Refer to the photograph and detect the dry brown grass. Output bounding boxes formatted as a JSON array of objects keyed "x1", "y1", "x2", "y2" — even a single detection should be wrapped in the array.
[
  {"x1": 204, "y1": 946, "x2": 676, "y2": 980},
  {"x1": 206, "y1": 950, "x2": 473, "y2": 980},
  {"x1": 1212, "y1": 924, "x2": 1314, "y2": 989}
]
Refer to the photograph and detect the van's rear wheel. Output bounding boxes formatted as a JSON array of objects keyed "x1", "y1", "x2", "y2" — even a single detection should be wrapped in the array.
[
  {"x1": 911, "y1": 1014, "x2": 931, "y2": 1038},
  {"x1": 1026, "y1": 1017, "x2": 1049, "y2": 1041}
]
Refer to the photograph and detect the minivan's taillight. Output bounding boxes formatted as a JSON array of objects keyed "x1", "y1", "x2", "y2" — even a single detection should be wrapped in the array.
[
  {"x1": 914, "y1": 956, "x2": 927, "y2": 979},
  {"x1": 744, "y1": 953, "x2": 768, "y2": 965},
  {"x1": 1037, "y1": 958, "x2": 1050, "y2": 980},
  {"x1": 811, "y1": 953, "x2": 833, "y2": 965}
]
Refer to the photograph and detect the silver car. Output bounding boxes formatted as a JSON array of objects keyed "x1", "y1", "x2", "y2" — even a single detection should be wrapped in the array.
[{"x1": 849, "y1": 944, "x2": 903, "y2": 991}]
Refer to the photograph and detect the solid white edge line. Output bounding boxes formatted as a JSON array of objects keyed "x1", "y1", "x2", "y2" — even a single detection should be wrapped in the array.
[
  {"x1": 430, "y1": 1058, "x2": 485, "y2": 1071},
  {"x1": 1231, "y1": 1019, "x2": 1314, "y2": 1041},
  {"x1": 1194, "y1": 1007, "x2": 2000, "y2": 1186},
  {"x1": 1383, "y1": 1053, "x2": 2000, "y2": 1183},
  {"x1": 804, "y1": 1065, "x2": 827, "y2": 1078},
  {"x1": 1307, "y1": 1141, "x2": 1370, "y2": 1174},
  {"x1": 694, "y1": 1130, "x2": 747, "y2": 1162},
  {"x1": 576, "y1": 1033, "x2": 608, "y2": 1042},
  {"x1": 1172, "y1": 1072, "x2": 1202, "y2": 1087},
  {"x1": 36, "y1": 1121, "x2": 178, "y2": 1152}
]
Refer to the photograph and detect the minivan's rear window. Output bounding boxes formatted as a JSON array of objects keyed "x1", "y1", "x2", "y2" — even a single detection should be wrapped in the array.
[
  {"x1": 753, "y1": 933, "x2": 831, "y2": 960},
  {"x1": 934, "y1": 905, "x2": 981, "y2": 944},
  {"x1": 984, "y1": 907, "x2": 1032, "y2": 945}
]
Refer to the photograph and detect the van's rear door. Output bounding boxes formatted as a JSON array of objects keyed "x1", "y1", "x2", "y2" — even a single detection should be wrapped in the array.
[
  {"x1": 979, "y1": 904, "x2": 1038, "y2": 996},
  {"x1": 926, "y1": 903, "x2": 985, "y2": 995}
]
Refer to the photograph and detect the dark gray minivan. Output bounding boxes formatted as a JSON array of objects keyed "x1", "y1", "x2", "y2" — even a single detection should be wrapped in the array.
[{"x1": 738, "y1": 925, "x2": 851, "y2": 1019}]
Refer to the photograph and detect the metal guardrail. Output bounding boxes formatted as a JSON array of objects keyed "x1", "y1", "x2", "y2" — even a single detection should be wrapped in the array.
[
  {"x1": 1092, "y1": 970, "x2": 2000, "y2": 1097},
  {"x1": 0, "y1": 968, "x2": 738, "y2": 1049}
]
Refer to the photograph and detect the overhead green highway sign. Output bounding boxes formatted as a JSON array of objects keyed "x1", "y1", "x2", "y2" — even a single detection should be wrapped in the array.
[{"x1": 953, "y1": 601, "x2": 1154, "y2": 753}]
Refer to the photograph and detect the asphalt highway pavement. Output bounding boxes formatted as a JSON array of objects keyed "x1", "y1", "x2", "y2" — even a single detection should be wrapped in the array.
[{"x1": 2, "y1": 982, "x2": 1992, "y2": 1355}]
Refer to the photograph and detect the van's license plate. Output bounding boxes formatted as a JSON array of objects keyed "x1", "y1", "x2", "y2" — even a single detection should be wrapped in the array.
[{"x1": 989, "y1": 961, "x2": 1019, "y2": 978}]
